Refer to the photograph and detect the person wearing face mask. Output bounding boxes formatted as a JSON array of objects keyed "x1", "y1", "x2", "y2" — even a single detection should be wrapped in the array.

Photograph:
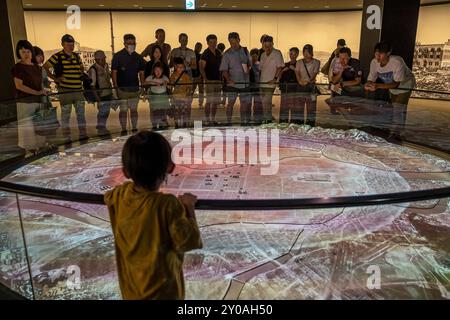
[{"x1": 111, "y1": 34, "x2": 146, "y2": 133}]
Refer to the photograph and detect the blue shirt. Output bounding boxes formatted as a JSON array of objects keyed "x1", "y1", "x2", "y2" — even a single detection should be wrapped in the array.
[
  {"x1": 111, "y1": 48, "x2": 145, "y2": 91},
  {"x1": 219, "y1": 47, "x2": 251, "y2": 89}
]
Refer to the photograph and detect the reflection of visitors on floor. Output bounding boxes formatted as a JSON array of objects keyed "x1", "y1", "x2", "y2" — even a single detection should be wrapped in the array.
[
  {"x1": 259, "y1": 36, "x2": 284, "y2": 124},
  {"x1": 329, "y1": 47, "x2": 364, "y2": 98},
  {"x1": 365, "y1": 41, "x2": 416, "y2": 136},
  {"x1": 200, "y1": 34, "x2": 223, "y2": 126},
  {"x1": 111, "y1": 34, "x2": 146, "y2": 133},
  {"x1": 44, "y1": 34, "x2": 87, "y2": 140},
  {"x1": 295, "y1": 44, "x2": 321, "y2": 127},
  {"x1": 249, "y1": 48, "x2": 262, "y2": 124},
  {"x1": 88, "y1": 50, "x2": 114, "y2": 136},
  {"x1": 220, "y1": 32, "x2": 252, "y2": 126},
  {"x1": 170, "y1": 57, "x2": 192, "y2": 128},
  {"x1": 145, "y1": 62, "x2": 170, "y2": 130},
  {"x1": 279, "y1": 47, "x2": 300, "y2": 124},
  {"x1": 104, "y1": 131, "x2": 203, "y2": 299}
]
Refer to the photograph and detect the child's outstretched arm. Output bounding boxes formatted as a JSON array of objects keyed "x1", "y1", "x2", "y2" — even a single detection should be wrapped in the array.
[{"x1": 168, "y1": 193, "x2": 203, "y2": 253}]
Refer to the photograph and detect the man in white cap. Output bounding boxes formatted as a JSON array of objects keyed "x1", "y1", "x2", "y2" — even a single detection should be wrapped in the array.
[{"x1": 88, "y1": 50, "x2": 113, "y2": 135}]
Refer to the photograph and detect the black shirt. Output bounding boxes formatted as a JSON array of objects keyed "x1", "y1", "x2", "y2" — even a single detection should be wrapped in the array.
[
  {"x1": 279, "y1": 62, "x2": 297, "y2": 84},
  {"x1": 279, "y1": 62, "x2": 299, "y2": 92},
  {"x1": 192, "y1": 52, "x2": 202, "y2": 78},
  {"x1": 144, "y1": 60, "x2": 170, "y2": 79},
  {"x1": 258, "y1": 48, "x2": 264, "y2": 61},
  {"x1": 111, "y1": 48, "x2": 145, "y2": 90},
  {"x1": 200, "y1": 48, "x2": 222, "y2": 81},
  {"x1": 341, "y1": 58, "x2": 363, "y2": 82}
]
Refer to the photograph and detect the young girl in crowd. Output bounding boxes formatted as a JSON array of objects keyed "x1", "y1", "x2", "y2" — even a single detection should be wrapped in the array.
[
  {"x1": 104, "y1": 131, "x2": 203, "y2": 300},
  {"x1": 169, "y1": 57, "x2": 192, "y2": 128},
  {"x1": 145, "y1": 62, "x2": 170, "y2": 130}
]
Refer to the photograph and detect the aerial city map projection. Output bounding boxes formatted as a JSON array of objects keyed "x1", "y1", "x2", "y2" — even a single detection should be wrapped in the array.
[{"x1": 0, "y1": 124, "x2": 449, "y2": 300}]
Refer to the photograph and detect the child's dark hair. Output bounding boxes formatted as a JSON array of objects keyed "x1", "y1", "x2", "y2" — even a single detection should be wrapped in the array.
[
  {"x1": 32, "y1": 46, "x2": 44, "y2": 64},
  {"x1": 152, "y1": 61, "x2": 165, "y2": 78},
  {"x1": 290, "y1": 47, "x2": 300, "y2": 54},
  {"x1": 250, "y1": 48, "x2": 259, "y2": 56},
  {"x1": 174, "y1": 56, "x2": 184, "y2": 66},
  {"x1": 122, "y1": 131, "x2": 173, "y2": 191},
  {"x1": 339, "y1": 47, "x2": 352, "y2": 57}
]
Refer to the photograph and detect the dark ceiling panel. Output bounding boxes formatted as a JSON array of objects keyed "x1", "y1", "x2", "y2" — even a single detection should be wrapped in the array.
[{"x1": 21, "y1": 0, "x2": 449, "y2": 11}]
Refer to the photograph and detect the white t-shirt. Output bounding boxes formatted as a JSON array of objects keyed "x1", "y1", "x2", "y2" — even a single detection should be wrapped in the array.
[
  {"x1": 259, "y1": 49, "x2": 285, "y2": 88},
  {"x1": 295, "y1": 58, "x2": 321, "y2": 82},
  {"x1": 145, "y1": 75, "x2": 169, "y2": 94},
  {"x1": 367, "y1": 55, "x2": 416, "y2": 94}
]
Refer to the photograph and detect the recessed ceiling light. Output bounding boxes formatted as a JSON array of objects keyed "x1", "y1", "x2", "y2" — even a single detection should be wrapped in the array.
[
  {"x1": 168, "y1": 4, "x2": 174, "y2": 7},
  {"x1": 218, "y1": 3, "x2": 223, "y2": 7},
  {"x1": 263, "y1": 5, "x2": 269, "y2": 8},
  {"x1": 293, "y1": 6, "x2": 299, "y2": 9},
  {"x1": 201, "y1": 3, "x2": 208, "y2": 7},
  {"x1": 25, "y1": 3, "x2": 33, "y2": 6},
  {"x1": 231, "y1": 5, "x2": 237, "y2": 8},
  {"x1": 133, "y1": 4, "x2": 139, "y2": 7},
  {"x1": 63, "y1": 4, "x2": 69, "y2": 7},
  {"x1": 99, "y1": 4, "x2": 105, "y2": 7},
  {"x1": 324, "y1": 5, "x2": 330, "y2": 8}
]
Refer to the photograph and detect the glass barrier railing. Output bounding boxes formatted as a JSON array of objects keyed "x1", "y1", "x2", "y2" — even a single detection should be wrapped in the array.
[{"x1": 0, "y1": 84, "x2": 449, "y2": 299}]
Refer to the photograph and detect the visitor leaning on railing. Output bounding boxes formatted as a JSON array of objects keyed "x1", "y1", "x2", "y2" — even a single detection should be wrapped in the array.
[
  {"x1": 329, "y1": 47, "x2": 364, "y2": 97},
  {"x1": 294, "y1": 44, "x2": 321, "y2": 127},
  {"x1": 365, "y1": 41, "x2": 417, "y2": 136}
]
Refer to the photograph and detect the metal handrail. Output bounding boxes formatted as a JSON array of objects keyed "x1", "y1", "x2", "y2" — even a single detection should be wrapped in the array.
[{"x1": 0, "y1": 180, "x2": 449, "y2": 211}]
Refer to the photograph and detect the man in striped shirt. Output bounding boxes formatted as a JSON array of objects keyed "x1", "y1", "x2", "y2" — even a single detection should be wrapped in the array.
[{"x1": 44, "y1": 34, "x2": 87, "y2": 140}]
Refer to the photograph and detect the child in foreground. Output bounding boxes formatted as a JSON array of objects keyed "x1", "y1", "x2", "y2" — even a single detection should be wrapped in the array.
[{"x1": 104, "y1": 131, "x2": 203, "y2": 300}]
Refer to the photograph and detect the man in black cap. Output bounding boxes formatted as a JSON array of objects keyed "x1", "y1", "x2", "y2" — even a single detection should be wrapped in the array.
[
  {"x1": 44, "y1": 34, "x2": 87, "y2": 140},
  {"x1": 321, "y1": 39, "x2": 346, "y2": 77}
]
